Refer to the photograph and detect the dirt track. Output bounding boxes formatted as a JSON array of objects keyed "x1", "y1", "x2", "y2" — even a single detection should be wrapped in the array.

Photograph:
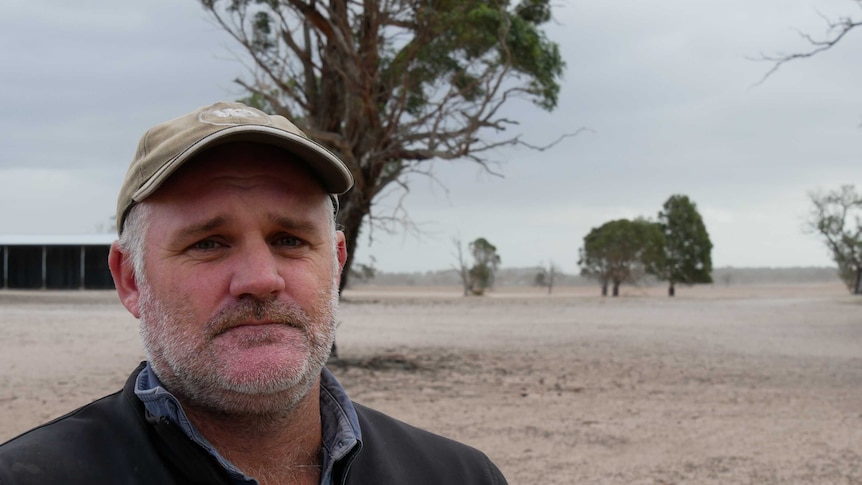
[{"x1": 1, "y1": 284, "x2": 860, "y2": 484}]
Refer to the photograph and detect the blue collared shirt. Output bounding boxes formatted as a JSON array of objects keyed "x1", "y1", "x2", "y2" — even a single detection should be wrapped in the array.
[{"x1": 134, "y1": 363, "x2": 362, "y2": 485}]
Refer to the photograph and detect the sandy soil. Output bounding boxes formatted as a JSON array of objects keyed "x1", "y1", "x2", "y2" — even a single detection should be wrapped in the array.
[{"x1": 1, "y1": 283, "x2": 861, "y2": 484}]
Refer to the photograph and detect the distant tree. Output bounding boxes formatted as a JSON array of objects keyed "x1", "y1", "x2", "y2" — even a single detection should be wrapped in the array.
[
  {"x1": 578, "y1": 228, "x2": 611, "y2": 296},
  {"x1": 534, "y1": 261, "x2": 560, "y2": 294},
  {"x1": 452, "y1": 237, "x2": 501, "y2": 296},
  {"x1": 453, "y1": 238, "x2": 471, "y2": 297},
  {"x1": 806, "y1": 185, "x2": 862, "y2": 294},
  {"x1": 468, "y1": 238, "x2": 501, "y2": 295},
  {"x1": 534, "y1": 270, "x2": 547, "y2": 288},
  {"x1": 652, "y1": 195, "x2": 713, "y2": 297},
  {"x1": 579, "y1": 219, "x2": 664, "y2": 297}
]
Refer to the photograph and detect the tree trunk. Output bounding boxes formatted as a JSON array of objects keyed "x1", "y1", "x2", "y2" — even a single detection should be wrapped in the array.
[
  {"x1": 855, "y1": 268, "x2": 862, "y2": 295},
  {"x1": 331, "y1": 191, "x2": 370, "y2": 358},
  {"x1": 601, "y1": 283, "x2": 608, "y2": 297},
  {"x1": 612, "y1": 283, "x2": 619, "y2": 297},
  {"x1": 336, "y1": 190, "x2": 371, "y2": 294},
  {"x1": 668, "y1": 282, "x2": 675, "y2": 297}
]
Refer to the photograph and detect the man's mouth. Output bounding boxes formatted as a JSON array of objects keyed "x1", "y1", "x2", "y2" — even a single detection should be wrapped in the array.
[{"x1": 215, "y1": 320, "x2": 297, "y2": 337}]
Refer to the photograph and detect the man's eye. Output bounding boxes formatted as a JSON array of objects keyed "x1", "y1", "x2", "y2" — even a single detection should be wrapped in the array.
[
  {"x1": 192, "y1": 240, "x2": 220, "y2": 250},
  {"x1": 274, "y1": 236, "x2": 303, "y2": 248}
]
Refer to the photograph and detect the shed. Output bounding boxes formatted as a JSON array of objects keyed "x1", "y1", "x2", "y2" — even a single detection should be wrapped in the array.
[{"x1": 0, "y1": 235, "x2": 116, "y2": 289}]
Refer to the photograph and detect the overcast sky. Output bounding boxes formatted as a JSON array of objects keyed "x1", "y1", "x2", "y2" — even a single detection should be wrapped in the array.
[{"x1": 1, "y1": 0, "x2": 860, "y2": 274}]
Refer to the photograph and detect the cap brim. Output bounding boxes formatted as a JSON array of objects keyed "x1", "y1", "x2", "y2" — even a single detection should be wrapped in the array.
[{"x1": 132, "y1": 125, "x2": 353, "y2": 203}]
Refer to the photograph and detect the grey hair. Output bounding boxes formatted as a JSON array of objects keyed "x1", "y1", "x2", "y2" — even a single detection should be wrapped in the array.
[
  {"x1": 117, "y1": 203, "x2": 152, "y2": 283},
  {"x1": 324, "y1": 197, "x2": 341, "y2": 276}
]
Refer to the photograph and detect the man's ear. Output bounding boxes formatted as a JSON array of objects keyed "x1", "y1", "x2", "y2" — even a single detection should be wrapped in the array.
[
  {"x1": 335, "y1": 230, "x2": 348, "y2": 275},
  {"x1": 109, "y1": 241, "x2": 141, "y2": 318}
]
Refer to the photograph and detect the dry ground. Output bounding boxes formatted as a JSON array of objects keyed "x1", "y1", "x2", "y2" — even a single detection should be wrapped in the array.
[{"x1": 1, "y1": 283, "x2": 861, "y2": 484}]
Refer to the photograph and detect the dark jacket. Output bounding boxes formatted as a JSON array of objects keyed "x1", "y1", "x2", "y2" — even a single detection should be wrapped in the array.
[{"x1": 0, "y1": 364, "x2": 507, "y2": 484}]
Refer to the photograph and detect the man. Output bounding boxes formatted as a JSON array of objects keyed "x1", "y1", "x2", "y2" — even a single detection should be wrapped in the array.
[{"x1": 0, "y1": 102, "x2": 508, "y2": 484}]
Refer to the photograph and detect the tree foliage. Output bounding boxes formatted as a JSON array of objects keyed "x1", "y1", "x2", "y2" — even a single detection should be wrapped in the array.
[
  {"x1": 201, "y1": 0, "x2": 565, "y2": 289},
  {"x1": 453, "y1": 236, "x2": 501, "y2": 296},
  {"x1": 468, "y1": 237, "x2": 501, "y2": 294},
  {"x1": 578, "y1": 218, "x2": 664, "y2": 297},
  {"x1": 807, "y1": 185, "x2": 862, "y2": 294},
  {"x1": 653, "y1": 195, "x2": 713, "y2": 296}
]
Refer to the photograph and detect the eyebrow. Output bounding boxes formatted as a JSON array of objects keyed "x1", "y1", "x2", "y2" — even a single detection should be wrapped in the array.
[
  {"x1": 170, "y1": 213, "x2": 323, "y2": 243},
  {"x1": 172, "y1": 216, "x2": 228, "y2": 243},
  {"x1": 269, "y1": 213, "x2": 320, "y2": 235}
]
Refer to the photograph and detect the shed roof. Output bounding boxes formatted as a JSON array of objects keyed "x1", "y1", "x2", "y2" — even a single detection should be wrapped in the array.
[{"x1": 0, "y1": 234, "x2": 116, "y2": 246}]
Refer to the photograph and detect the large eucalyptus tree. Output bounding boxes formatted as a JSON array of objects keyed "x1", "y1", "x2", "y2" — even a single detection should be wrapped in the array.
[{"x1": 201, "y1": 0, "x2": 565, "y2": 287}]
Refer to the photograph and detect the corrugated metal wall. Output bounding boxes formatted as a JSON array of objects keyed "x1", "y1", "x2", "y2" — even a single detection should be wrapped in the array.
[
  {"x1": 83, "y1": 246, "x2": 113, "y2": 289},
  {"x1": 1, "y1": 245, "x2": 114, "y2": 290},
  {"x1": 7, "y1": 246, "x2": 41, "y2": 288}
]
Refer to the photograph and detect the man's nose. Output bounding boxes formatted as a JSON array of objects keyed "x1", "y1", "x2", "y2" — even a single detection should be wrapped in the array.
[{"x1": 229, "y1": 240, "x2": 286, "y2": 300}]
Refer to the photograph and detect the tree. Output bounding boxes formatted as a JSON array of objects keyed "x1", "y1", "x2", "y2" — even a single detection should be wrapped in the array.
[
  {"x1": 578, "y1": 219, "x2": 664, "y2": 297},
  {"x1": 806, "y1": 185, "x2": 862, "y2": 294},
  {"x1": 533, "y1": 270, "x2": 547, "y2": 288},
  {"x1": 468, "y1": 237, "x2": 501, "y2": 295},
  {"x1": 578, "y1": 228, "x2": 611, "y2": 296},
  {"x1": 653, "y1": 195, "x2": 713, "y2": 297},
  {"x1": 534, "y1": 261, "x2": 560, "y2": 294},
  {"x1": 453, "y1": 237, "x2": 500, "y2": 296},
  {"x1": 202, "y1": 0, "x2": 565, "y2": 290},
  {"x1": 453, "y1": 238, "x2": 471, "y2": 297}
]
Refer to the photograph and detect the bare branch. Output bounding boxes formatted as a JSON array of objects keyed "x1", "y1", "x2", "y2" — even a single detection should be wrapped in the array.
[
  {"x1": 753, "y1": 6, "x2": 862, "y2": 86},
  {"x1": 515, "y1": 127, "x2": 595, "y2": 152}
]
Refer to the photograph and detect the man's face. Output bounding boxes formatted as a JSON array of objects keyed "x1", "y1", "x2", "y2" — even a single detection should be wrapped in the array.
[{"x1": 131, "y1": 143, "x2": 345, "y2": 416}]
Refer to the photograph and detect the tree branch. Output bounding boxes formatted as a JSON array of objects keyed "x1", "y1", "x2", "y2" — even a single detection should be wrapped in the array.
[{"x1": 753, "y1": 3, "x2": 862, "y2": 86}]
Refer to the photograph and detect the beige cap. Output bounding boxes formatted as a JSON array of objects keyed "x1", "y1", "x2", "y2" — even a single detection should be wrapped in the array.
[{"x1": 116, "y1": 101, "x2": 353, "y2": 234}]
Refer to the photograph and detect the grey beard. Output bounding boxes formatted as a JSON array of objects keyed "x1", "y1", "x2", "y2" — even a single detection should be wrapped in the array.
[{"x1": 137, "y1": 281, "x2": 338, "y2": 417}]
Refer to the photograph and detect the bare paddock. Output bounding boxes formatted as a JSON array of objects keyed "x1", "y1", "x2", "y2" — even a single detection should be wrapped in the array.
[{"x1": 1, "y1": 284, "x2": 861, "y2": 484}]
